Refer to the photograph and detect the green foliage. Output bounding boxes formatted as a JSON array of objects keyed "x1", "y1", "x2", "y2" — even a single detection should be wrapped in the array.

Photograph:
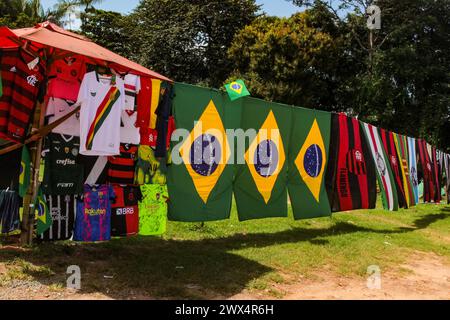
[
  {"x1": 0, "y1": 0, "x2": 46, "y2": 28},
  {"x1": 80, "y1": 9, "x2": 133, "y2": 58},
  {"x1": 129, "y1": 0, "x2": 260, "y2": 87},
  {"x1": 227, "y1": 7, "x2": 355, "y2": 110}
]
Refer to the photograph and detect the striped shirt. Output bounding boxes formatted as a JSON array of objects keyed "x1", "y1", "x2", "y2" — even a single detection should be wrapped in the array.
[{"x1": 0, "y1": 48, "x2": 45, "y2": 142}]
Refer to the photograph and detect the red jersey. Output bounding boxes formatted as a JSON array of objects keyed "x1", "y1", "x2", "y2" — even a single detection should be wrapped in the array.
[
  {"x1": 47, "y1": 56, "x2": 86, "y2": 102},
  {"x1": 111, "y1": 185, "x2": 142, "y2": 237},
  {"x1": 107, "y1": 143, "x2": 138, "y2": 185},
  {"x1": 0, "y1": 48, "x2": 45, "y2": 142},
  {"x1": 136, "y1": 77, "x2": 161, "y2": 129}
]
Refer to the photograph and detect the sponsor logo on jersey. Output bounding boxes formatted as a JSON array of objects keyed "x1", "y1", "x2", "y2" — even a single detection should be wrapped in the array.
[
  {"x1": 115, "y1": 207, "x2": 135, "y2": 215},
  {"x1": 85, "y1": 208, "x2": 106, "y2": 216},
  {"x1": 57, "y1": 182, "x2": 75, "y2": 188},
  {"x1": 56, "y1": 158, "x2": 76, "y2": 166}
]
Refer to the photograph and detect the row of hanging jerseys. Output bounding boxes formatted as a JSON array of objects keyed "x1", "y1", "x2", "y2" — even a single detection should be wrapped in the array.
[{"x1": 0, "y1": 48, "x2": 174, "y2": 241}]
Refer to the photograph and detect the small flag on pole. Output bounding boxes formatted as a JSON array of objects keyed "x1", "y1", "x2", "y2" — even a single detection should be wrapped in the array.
[
  {"x1": 35, "y1": 187, "x2": 51, "y2": 235},
  {"x1": 19, "y1": 146, "x2": 31, "y2": 197},
  {"x1": 225, "y1": 80, "x2": 250, "y2": 101}
]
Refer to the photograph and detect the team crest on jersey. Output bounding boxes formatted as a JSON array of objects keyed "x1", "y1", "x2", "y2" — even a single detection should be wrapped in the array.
[
  {"x1": 376, "y1": 152, "x2": 387, "y2": 176},
  {"x1": 72, "y1": 148, "x2": 79, "y2": 156},
  {"x1": 245, "y1": 110, "x2": 285, "y2": 204},
  {"x1": 64, "y1": 147, "x2": 70, "y2": 154},
  {"x1": 180, "y1": 100, "x2": 230, "y2": 203},
  {"x1": 26, "y1": 75, "x2": 38, "y2": 87}
]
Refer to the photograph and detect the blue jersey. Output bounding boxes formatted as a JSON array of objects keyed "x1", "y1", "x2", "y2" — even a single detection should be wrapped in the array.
[{"x1": 74, "y1": 185, "x2": 115, "y2": 242}]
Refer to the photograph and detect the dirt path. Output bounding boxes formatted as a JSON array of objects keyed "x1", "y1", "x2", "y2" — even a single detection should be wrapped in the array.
[
  {"x1": 0, "y1": 251, "x2": 449, "y2": 300},
  {"x1": 231, "y1": 251, "x2": 450, "y2": 300}
]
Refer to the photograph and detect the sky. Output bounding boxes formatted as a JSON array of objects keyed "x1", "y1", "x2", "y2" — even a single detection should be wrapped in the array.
[{"x1": 40, "y1": 0, "x2": 300, "y2": 17}]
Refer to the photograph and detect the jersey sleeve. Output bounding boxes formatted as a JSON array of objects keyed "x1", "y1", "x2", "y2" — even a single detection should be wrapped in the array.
[
  {"x1": 77, "y1": 72, "x2": 90, "y2": 104},
  {"x1": 136, "y1": 76, "x2": 141, "y2": 94},
  {"x1": 45, "y1": 98, "x2": 55, "y2": 117}
]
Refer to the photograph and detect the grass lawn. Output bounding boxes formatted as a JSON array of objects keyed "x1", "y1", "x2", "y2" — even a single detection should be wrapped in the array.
[{"x1": 0, "y1": 200, "x2": 449, "y2": 299}]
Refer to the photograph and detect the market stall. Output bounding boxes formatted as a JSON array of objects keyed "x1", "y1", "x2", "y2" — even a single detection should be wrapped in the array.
[{"x1": 0, "y1": 22, "x2": 173, "y2": 245}]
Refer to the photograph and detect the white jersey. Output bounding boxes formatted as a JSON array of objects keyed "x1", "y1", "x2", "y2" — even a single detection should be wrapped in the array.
[
  {"x1": 46, "y1": 97, "x2": 80, "y2": 137},
  {"x1": 77, "y1": 71, "x2": 125, "y2": 156},
  {"x1": 120, "y1": 110, "x2": 140, "y2": 145},
  {"x1": 124, "y1": 74, "x2": 141, "y2": 111}
]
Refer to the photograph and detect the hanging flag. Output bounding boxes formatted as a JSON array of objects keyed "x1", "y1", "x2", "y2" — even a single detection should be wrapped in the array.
[
  {"x1": 325, "y1": 113, "x2": 377, "y2": 213},
  {"x1": 35, "y1": 188, "x2": 52, "y2": 235},
  {"x1": 417, "y1": 139, "x2": 435, "y2": 203},
  {"x1": 234, "y1": 98, "x2": 290, "y2": 221},
  {"x1": 361, "y1": 122, "x2": 398, "y2": 211},
  {"x1": 19, "y1": 146, "x2": 31, "y2": 197},
  {"x1": 393, "y1": 133, "x2": 416, "y2": 207},
  {"x1": 429, "y1": 144, "x2": 442, "y2": 203},
  {"x1": 444, "y1": 153, "x2": 450, "y2": 203},
  {"x1": 167, "y1": 83, "x2": 241, "y2": 222},
  {"x1": 288, "y1": 108, "x2": 331, "y2": 219},
  {"x1": 407, "y1": 136, "x2": 419, "y2": 204},
  {"x1": 224, "y1": 80, "x2": 250, "y2": 101},
  {"x1": 379, "y1": 129, "x2": 407, "y2": 208}
]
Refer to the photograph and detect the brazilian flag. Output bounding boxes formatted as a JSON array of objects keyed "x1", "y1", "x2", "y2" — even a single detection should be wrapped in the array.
[
  {"x1": 224, "y1": 80, "x2": 250, "y2": 101},
  {"x1": 287, "y1": 108, "x2": 332, "y2": 219},
  {"x1": 167, "y1": 83, "x2": 242, "y2": 222},
  {"x1": 19, "y1": 146, "x2": 31, "y2": 197},
  {"x1": 35, "y1": 187, "x2": 51, "y2": 235},
  {"x1": 234, "y1": 98, "x2": 291, "y2": 221}
]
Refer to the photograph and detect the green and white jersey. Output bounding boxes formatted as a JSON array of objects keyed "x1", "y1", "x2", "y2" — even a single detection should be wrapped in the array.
[{"x1": 42, "y1": 133, "x2": 84, "y2": 195}]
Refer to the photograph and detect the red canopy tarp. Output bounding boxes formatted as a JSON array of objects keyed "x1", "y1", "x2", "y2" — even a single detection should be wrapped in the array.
[{"x1": 0, "y1": 21, "x2": 171, "y2": 81}]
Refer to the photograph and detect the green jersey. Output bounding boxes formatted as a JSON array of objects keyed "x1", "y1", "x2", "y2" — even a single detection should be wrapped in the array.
[
  {"x1": 138, "y1": 184, "x2": 168, "y2": 236},
  {"x1": 134, "y1": 145, "x2": 168, "y2": 185}
]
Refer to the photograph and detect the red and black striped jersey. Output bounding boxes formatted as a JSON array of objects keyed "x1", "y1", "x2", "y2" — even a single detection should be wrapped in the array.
[
  {"x1": 326, "y1": 113, "x2": 377, "y2": 212},
  {"x1": 0, "y1": 48, "x2": 45, "y2": 142},
  {"x1": 107, "y1": 143, "x2": 138, "y2": 185},
  {"x1": 111, "y1": 185, "x2": 142, "y2": 237}
]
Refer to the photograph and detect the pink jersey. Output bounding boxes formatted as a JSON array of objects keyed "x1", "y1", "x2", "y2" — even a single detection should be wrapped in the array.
[{"x1": 47, "y1": 57, "x2": 86, "y2": 101}]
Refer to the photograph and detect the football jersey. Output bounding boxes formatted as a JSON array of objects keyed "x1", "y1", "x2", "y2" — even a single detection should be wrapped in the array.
[
  {"x1": 78, "y1": 155, "x2": 108, "y2": 185},
  {"x1": 78, "y1": 71, "x2": 125, "y2": 156},
  {"x1": 136, "y1": 77, "x2": 161, "y2": 129},
  {"x1": 0, "y1": 148, "x2": 21, "y2": 190},
  {"x1": 139, "y1": 184, "x2": 168, "y2": 236},
  {"x1": 74, "y1": 184, "x2": 114, "y2": 242},
  {"x1": 47, "y1": 56, "x2": 86, "y2": 102},
  {"x1": 111, "y1": 185, "x2": 142, "y2": 237},
  {"x1": 0, "y1": 48, "x2": 45, "y2": 142},
  {"x1": 45, "y1": 97, "x2": 80, "y2": 136},
  {"x1": 107, "y1": 143, "x2": 138, "y2": 185},
  {"x1": 124, "y1": 74, "x2": 141, "y2": 111},
  {"x1": 134, "y1": 145, "x2": 168, "y2": 185},
  {"x1": 39, "y1": 195, "x2": 77, "y2": 241},
  {"x1": 42, "y1": 134, "x2": 84, "y2": 195},
  {"x1": 0, "y1": 189, "x2": 21, "y2": 234},
  {"x1": 120, "y1": 110, "x2": 140, "y2": 145}
]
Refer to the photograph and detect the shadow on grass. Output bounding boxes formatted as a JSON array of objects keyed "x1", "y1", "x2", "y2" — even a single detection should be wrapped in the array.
[{"x1": 0, "y1": 209, "x2": 448, "y2": 299}]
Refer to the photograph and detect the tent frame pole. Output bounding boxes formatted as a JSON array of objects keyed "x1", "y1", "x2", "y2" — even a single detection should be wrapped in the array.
[{"x1": 20, "y1": 48, "x2": 52, "y2": 247}]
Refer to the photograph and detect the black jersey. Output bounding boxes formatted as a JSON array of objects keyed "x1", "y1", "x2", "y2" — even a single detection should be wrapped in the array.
[
  {"x1": 39, "y1": 194, "x2": 77, "y2": 241},
  {"x1": 42, "y1": 133, "x2": 84, "y2": 195}
]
